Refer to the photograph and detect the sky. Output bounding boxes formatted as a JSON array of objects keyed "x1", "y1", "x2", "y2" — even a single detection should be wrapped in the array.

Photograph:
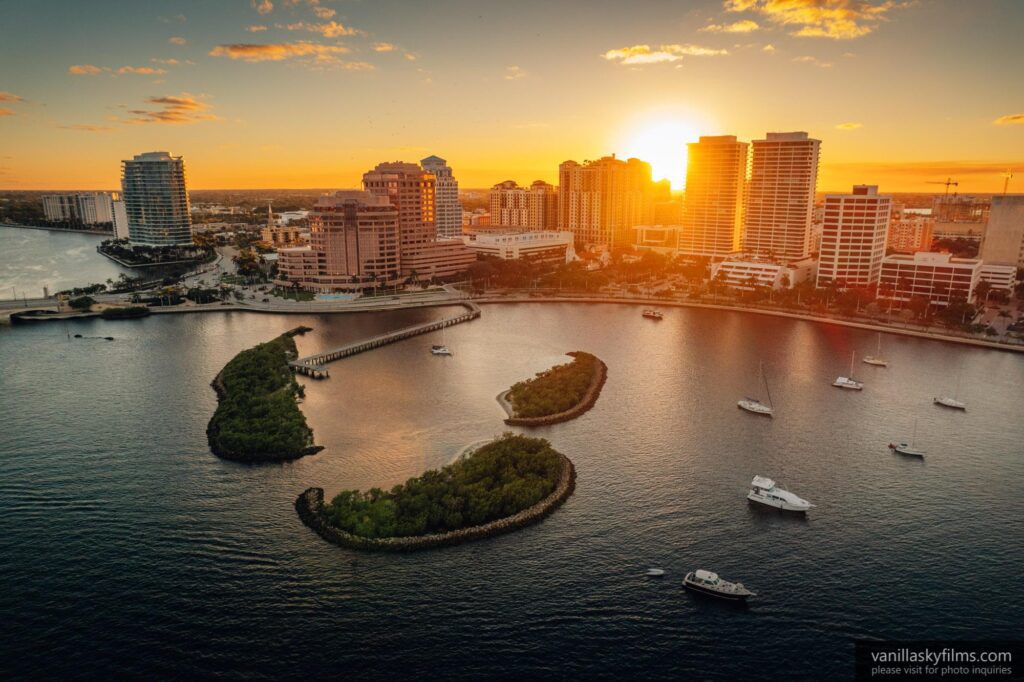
[{"x1": 0, "y1": 0, "x2": 1022, "y2": 192}]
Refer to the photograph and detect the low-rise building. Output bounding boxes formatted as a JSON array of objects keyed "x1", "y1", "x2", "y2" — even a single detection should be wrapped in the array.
[
  {"x1": 464, "y1": 229, "x2": 575, "y2": 264},
  {"x1": 401, "y1": 238, "x2": 477, "y2": 281},
  {"x1": 878, "y1": 251, "x2": 981, "y2": 305},
  {"x1": 710, "y1": 257, "x2": 817, "y2": 291},
  {"x1": 633, "y1": 224, "x2": 680, "y2": 255},
  {"x1": 977, "y1": 263, "x2": 1018, "y2": 291},
  {"x1": 887, "y1": 205, "x2": 934, "y2": 253}
]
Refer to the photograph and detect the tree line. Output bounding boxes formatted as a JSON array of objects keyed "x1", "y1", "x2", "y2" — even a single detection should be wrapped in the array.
[{"x1": 507, "y1": 352, "x2": 598, "y2": 418}]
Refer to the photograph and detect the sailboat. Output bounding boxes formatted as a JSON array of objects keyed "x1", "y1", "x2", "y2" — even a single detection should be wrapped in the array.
[
  {"x1": 738, "y1": 361, "x2": 774, "y2": 416},
  {"x1": 832, "y1": 351, "x2": 864, "y2": 390},
  {"x1": 934, "y1": 366, "x2": 965, "y2": 410},
  {"x1": 431, "y1": 323, "x2": 452, "y2": 356},
  {"x1": 862, "y1": 333, "x2": 888, "y2": 367},
  {"x1": 889, "y1": 419, "x2": 925, "y2": 457}
]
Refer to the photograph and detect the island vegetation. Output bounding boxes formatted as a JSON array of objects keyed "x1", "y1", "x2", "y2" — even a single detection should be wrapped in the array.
[
  {"x1": 506, "y1": 351, "x2": 604, "y2": 419},
  {"x1": 321, "y1": 434, "x2": 567, "y2": 539},
  {"x1": 206, "y1": 330, "x2": 318, "y2": 462},
  {"x1": 99, "y1": 306, "x2": 151, "y2": 320}
]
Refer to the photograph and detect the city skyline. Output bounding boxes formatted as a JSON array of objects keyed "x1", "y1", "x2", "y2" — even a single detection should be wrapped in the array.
[{"x1": 1, "y1": 0, "x2": 1023, "y2": 192}]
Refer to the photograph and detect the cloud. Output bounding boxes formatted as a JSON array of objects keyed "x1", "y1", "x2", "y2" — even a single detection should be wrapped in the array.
[
  {"x1": 151, "y1": 58, "x2": 194, "y2": 66},
  {"x1": 69, "y1": 64, "x2": 104, "y2": 75},
  {"x1": 117, "y1": 66, "x2": 167, "y2": 75},
  {"x1": 168, "y1": 36, "x2": 187, "y2": 45},
  {"x1": 762, "y1": 43, "x2": 776, "y2": 52},
  {"x1": 373, "y1": 42, "x2": 397, "y2": 52},
  {"x1": 0, "y1": 92, "x2": 22, "y2": 102},
  {"x1": 246, "y1": 25, "x2": 268, "y2": 32},
  {"x1": 504, "y1": 65, "x2": 527, "y2": 80},
  {"x1": 701, "y1": 19, "x2": 760, "y2": 33},
  {"x1": 0, "y1": 108, "x2": 14, "y2": 117},
  {"x1": 723, "y1": 0, "x2": 909, "y2": 40},
  {"x1": 209, "y1": 41, "x2": 352, "y2": 62},
  {"x1": 793, "y1": 55, "x2": 833, "y2": 67},
  {"x1": 603, "y1": 44, "x2": 728, "y2": 65},
  {"x1": 993, "y1": 114, "x2": 1024, "y2": 126},
  {"x1": 404, "y1": 53, "x2": 418, "y2": 62},
  {"x1": 276, "y1": 21, "x2": 364, "y2": 37},
  {"x1": 59, "y1": 124, "x2": 114, "y2": 132},
  {"x1": 124, "y1": 93, "x2": 218, "y2": 125},
  {"x1": 835, "y1": 122, "x2": 863, "y2": 130},
  {"x1": 159, "y1": 14, "x2": 187, "y2": 24},
  {"x1": 312, "y1": 6, "x2": 335, "y2": 18},
  {"x1": 253, "y1": 0, "x2": 273, "y2": 15}
]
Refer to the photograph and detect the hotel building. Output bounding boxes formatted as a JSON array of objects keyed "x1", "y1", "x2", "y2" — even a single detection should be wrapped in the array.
[
  {"x1": 420, "y1": 155, "x2": 463, "y2": 239},
  {"x1": 558, "y1": 156, "x2": 658, "y2": 250},
  {"x1": 743, "y1": 132, "x2": 820, "y2": 261},
  {"x1": 121, "y1": 151, "x2": 192, "y2": 246},
  {"x1": 678, "y1": 136, "x2": 747, "y2": 258},
  {"x1": 878, "y1": 252, "x2": 981, "y2": 305},
  {"x1": 816, "y1": 185, "x2": 891, "y2": 288},
  {"x1": 489, "y1": 180, "x2": 558, "y2": 230}
]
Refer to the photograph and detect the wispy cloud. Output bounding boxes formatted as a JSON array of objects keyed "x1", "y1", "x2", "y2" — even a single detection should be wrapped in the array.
[
  {"x1": 504, "y1": 65, "x2": 527, "y2": 80},
  {"x1": 762, "y1": 43, "x2": 776, "y2": 52},
  {"x1": 724, "y1": 0, "x2": 909, "y2": 40},
  {"x1": 124, "y1": 93, "x2": 218, "y2": 125},
  {"x1": 603, "y1": 44, "x2": 728, "y2": 65},
  {"x1": 835, "y1": 122, "x2": 863, "y2": 130},
  {"x1": 312, "y1": 6, "x2": 335, "y2": 19},
  {"x1": 404, "y1": 53, "x2": 418, "y2": 62},
  {"x1": 826, "y1": 159, "x2": 1024, "y2": 180},
  {"x1": 209, "y1": 41, "x2": 351, "y2": 62},
  {"x1": 276, "y1": 20, "x2": 364, "y2": 37},
  {"x1": 0, "y1": 108, "x2": 14, "y2": 117},
  {"x1": 993, "y1": 113, "x2": 1024, "y2": 126},
  {"x1": 246, "y1": 25, "x2": 268, "y2": 32},
  {"x1": 69, "y1": 64, "x2": 104, "y2": 75},
  {"x1": 0, "y1": 92, "x2": 22, "y2": 102},
  {"x1": 253, "y1": 0, "x2": 273, "y2": 15},
  {"x1": 168, "y1": 36, "x2": 187, "y2": 45},
  {"x1": 373, "y1": 42, "x2": 397, "y2": 52},
  {"x1": 117, "y1": 66, "x2": 167, "y2": 75},
  {"x1": 58, "y1": 124, "x2": 114, "y2": 132},
  {"x1": 159, "y1": 14, "x2": 187, "y2": 24},
  {"x1": 701, "y1": 19, "x2": 760, "y2": 33},
  {"x1": 793, "y1": 55, "x2": 833, "y2": 67}
]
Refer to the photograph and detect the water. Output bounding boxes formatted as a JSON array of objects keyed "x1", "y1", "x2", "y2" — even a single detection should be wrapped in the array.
[
  {"x1": 1, "y1": 302, "x2": 1023, "y2": 680},
  {"x1": 0, "y1": 227, "x2": 133, "y2": 297}
]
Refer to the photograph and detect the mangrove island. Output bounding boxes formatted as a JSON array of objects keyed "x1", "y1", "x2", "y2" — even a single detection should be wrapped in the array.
[
  {"x1": 207, "y1": 328, "x2": 320, "y2": 463},
  {"x1": 296, "y1": 433, "x2": 576, "y2": 551},
  {"x1": 500, "y1": 351, "x2": 608, "y2": 426}
]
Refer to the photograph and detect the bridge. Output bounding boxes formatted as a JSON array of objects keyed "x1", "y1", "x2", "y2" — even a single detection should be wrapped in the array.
[{"x1": 288, "y1": 301, "x2": 481, "y2": 378}]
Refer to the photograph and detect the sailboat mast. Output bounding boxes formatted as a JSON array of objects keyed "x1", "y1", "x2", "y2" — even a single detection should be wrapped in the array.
[
  {"x1": 850, "y1": 350, "x2": 856, "y2": 378},
  {"x1": 761, "y1": 362, "x2": 774, "y2": 409}
]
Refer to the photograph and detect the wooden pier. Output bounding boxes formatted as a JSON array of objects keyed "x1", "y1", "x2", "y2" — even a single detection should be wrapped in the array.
[{"x1": 288, "y1": 301, "x2": 480, "y2": 378}]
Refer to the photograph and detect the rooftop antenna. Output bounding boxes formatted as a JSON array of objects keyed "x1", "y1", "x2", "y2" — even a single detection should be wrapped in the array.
[{"x1": 1003, "y1": 169, "x2": 1014, "y2": 196}]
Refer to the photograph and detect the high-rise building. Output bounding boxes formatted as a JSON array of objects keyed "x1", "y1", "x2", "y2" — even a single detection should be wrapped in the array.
[
  {"x1": 979, "y1": 195, "x2": 1024, "y2": 268},
  {"x1": 678, "y1": 136, "x2": 748, "y2": 258},
  {"x1": 41, "y1": 192, "x2": 117, "y2": 225},
  {"x1": 489, "y1": 180, "x2": 558, "y2": 230},
  {"x1": 558, "y1": 156, "x2": 656, "y2": 249},
  {"x1": 112, "y1": 199, "x2": 129, "y2": 239},
  {"x1": 887, "y1": 205, "x2": 934, "y2": 253},
  {"x1": 420, "y1": 155, "x2": 462, "y2": 239},
  {"x1": 276, "y1": 190, "x2": 401, "y2": 291},
  {"x1": 121, "y1": 151, "x2": 192, "y2": 245},
  {"x1": 743, "y1": 132, "x2": 820, "y2": 261},
  {"x1": 816, "y1": 185, "x2": 892, "y2": 288}
]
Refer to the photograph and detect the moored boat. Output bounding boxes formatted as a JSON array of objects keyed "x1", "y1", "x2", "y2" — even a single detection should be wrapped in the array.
[
  {"x1": 889, "y1": 419, "x2": 925, "y2": 457},
  {"x1": 933, "y1": 396, "x2": 965, "y2": 410},
  {"x1": 832, "y1": 351, "x2": 864, "y2": 390},
  {"x1": 747, "y1": 475, "x2": 813, "y2": 512},
  {"x1": 431, "y1": 344, "x2": 452, "y2": 356},
  {"x1": 683, "y1": 569, "x2": 755, "y2": 601},
  {"x1": 738, "y1": 361, "x2": 774, "y2": 416},
  {"x1": 642, "y1": 310, "x2": 663, "y2": 320},
  {"x1": 862, "y1": 333, "x2": 888, "y2": 367}
]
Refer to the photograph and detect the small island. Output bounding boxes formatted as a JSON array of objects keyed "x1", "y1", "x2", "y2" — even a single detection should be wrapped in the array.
[
  {"x1": 207, "y1": 328, "x2": 321, "y2": 463},
  {"x1": 499, "y1": 351, "x2": 608, "y2": 426},
  {"x1": 295, "y1": 433, "x2": 576, "y2": 551}
]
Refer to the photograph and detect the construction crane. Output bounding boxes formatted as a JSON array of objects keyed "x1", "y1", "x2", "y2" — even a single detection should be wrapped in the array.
[
  {"x1": 1003, "y1": 169, "x2": 1014, "y2": 196},
  {"x1": 926, "y1": 177, "x2": 959, "y2": 196}
]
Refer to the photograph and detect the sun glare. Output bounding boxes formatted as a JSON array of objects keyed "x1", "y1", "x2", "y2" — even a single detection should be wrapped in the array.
[{"x1": 619, "y1": 119, "x2": 700, "y2": 190}]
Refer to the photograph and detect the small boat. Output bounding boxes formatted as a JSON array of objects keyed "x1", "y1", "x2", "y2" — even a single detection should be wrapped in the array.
[
  {"x1": 863, "y1": 333, "x2": 888, "y2": 367},
  {"x1": 646, "y1": 568, "x2": 666, "y2": 577},
  {"x1": 683, "y1": 569, "x2": 755, "y2": 601},
  {"x1": 738, "y1": 361, "x2": 774, "y2": 417},
  {"x1": 889, "y1": 419, "x2": 925, "y2": 457},
  {"x1": 933, "y1": 396, "x2": 965, "y2": 410},
  {"x1": 642, "y1": 310, "x2": 663, "y2": 320},
  {"x1": 430, "y1": 344, "x2": 452, "y2": 356},
  {"x1": 832, "y1": 351, "x2": 863, "y2": 390},
  {"x1": 747, "y1": 475, "x2": 813, "y2": 512}
]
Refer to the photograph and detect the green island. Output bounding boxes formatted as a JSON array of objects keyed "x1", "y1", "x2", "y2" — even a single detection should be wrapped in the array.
[
  {"x1": 296, "y1": 434, "x2": 576, "y2": 551},
  {"x1": 504, "y1": 351, "x2": 607, "y2": 424},
  {"x1": 206, "y1": 328, "x2": 320, "y2": 463}
]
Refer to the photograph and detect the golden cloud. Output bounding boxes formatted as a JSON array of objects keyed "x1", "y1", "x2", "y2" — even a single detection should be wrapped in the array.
[
  {"x1": 277, "y1": 20, "x2": 364, "y2": 37},
  {"x1": 701, "y1": 19, "x2": 760, "y2": 33},
  {"x1": 603, "y1": 44, "x2": 729, "y2": 65},
  {"x1": 504, "y1": 65, "x2": 526, "y2": 80},
  {"x1": 793, "y1": 55, "x2": 833, "y2": 67},
  {"x1": 373, "y1": 42, "x2": 397, "y2": 52},
  {"x1": 125, "y1": 93, "x2": 219, "y2": 125},
  {"x1": 209, "y1": 41, "x2": 351, "y2": 62},
  {"x1": 246, "y1": 25, "x2": 268, "y2": 32},
  {"x1": 724, "y1": 0, "x2": 908, "y2": 40},
  {"x1": 59, "y1": 124, "x2": 114, "y2": 132},
  {"x1": 253, "y1": 0, "x2": 273, "y2": 15},
  {"x1": 826, "y1": 160, "x2": 1024, "y2": 179},
  {"x1": 0, "y1": 92, "x2": 22, "y2": 102},
  {"x1": 0, "y1": 108, "x2": 14, "y2": 117},
  {"x1": 69, "y1": 64, "x2": 104, "y2": 75},
  {"x1": 993, "y1": 114, "x2": 1024, "y2": 126},
  {"x1": 835, "y1": 122, "x2": 863, "y2": 130},
  {"x1": 312, "y1": 6, "x2": 335, "y2": 18}
]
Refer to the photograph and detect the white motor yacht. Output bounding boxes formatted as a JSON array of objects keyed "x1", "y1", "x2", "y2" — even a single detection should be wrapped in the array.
[
  {"x1": 747, "y1": 475, "x2": 813, "y2": 512},
  {"x1": 683, "y1": 570, "x2": 755, "y2": 601}
]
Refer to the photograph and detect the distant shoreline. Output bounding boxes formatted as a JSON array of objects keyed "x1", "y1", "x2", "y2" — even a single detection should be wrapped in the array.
[{"x1": 1, "y1": 222, "x2": 112, "y2": 236}]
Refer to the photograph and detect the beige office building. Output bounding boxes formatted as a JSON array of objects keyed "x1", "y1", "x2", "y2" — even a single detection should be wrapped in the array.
[
  {"x1": 558, "y1": 156, "x2": 658, "y2": 249},
  {"x1": 678, "y1": 136, "x2": 748, "y2": 258},
  {"x1": 816, "y1": 185, "x2": 892, "y2": 288}
]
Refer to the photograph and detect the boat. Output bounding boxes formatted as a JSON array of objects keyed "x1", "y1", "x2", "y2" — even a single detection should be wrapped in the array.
[
  {"x1": 738, "y1": 361, "x2": 774, "y2": 417},
  {"x1": 430, "y1": 344, "x2": 452, "y2": 356},
  {"x1": 642, "y1": 310, "x2": 663, "y2": 320},
  {"x1": 747, "y1": 475, "x2": 813, "y2": 512},
  {"x1": 832, "y1": 351, "x2": 863, "y2": 390},
  {"x1": 683, "y1": 569, "x2": 755, "y2": 601},
  {"x1": 933, "y1": 366, "x2": 965, "y2": 409},
  {"x1": 862, "y1": 333, "x2": 888, "y2": 367},
  {"x1": 889, "y1": 419, "x2": 925, "y2": 456},
  {"x1": 646, "y1": 568, "x2": 666, "y2": 577}
]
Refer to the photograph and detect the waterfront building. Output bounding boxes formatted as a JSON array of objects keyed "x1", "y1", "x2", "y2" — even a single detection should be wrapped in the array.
[
  {"x1": 887, "y1": 204, "x2": 935, "y2": 253},
  {"x1": 464, "y1": 229, "x2": 574, "y2": 264},
  {"x1": 275, "y1": 190, "x2": 401, "y2": 292},
  {"x1": 121, "y1": 151, "x2": 193, "y2": 246},
  {"x1": 816, "y1": 185, "x2": 891, "y2": 288},
  {"x1": 743, "y1": 132, "x2": 820, "y2": 261},
  {"x1": 112, "y1": 199, "x2": 129, "y2": 239},
  {"x1": 710, "y1": 257, "x2": 818, "y2": 291},
  {"x1": 558, "y1": 155, "x2": 657, "y2": 250},
  {"x1": 977, "y1": 263, "x2": 1018, "y2": 291},
  {"x1": 489, "y1": 180, "x2": 558, "y2": 230},
  {"x1": 878, "y1": 252, "x2": 981, "y2": 306},
  {"x1": 420, "y1": 155, "x2": 463, "y2": 239},
  {"x1": 979, "y1": 195, "x2": 1024, "y2": 268},
  {"x1": 678, "y1": 136, "x2": 748, "y2": 258},
  {"x1": 41, "y1": 192, "x2": 117, "y2": 225},
  {"x1": 463, "y1": 209, "x2": 491, "y2": 227}
]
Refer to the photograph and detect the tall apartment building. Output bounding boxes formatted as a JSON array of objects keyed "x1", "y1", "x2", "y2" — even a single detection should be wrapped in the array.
[
  {"x1": 121, "y1": 151, "x2": 192, "y2": 245},
  {"x1": 276, "y1": 190, "x2": 400, "y2": 292},
  {"x1": 743, "y1": 132, "x2": 820, "y2": 261},
  {"x1": 678, "y1": 136, "x2": 748, "y2": 258},
  {"x1": 979, "y1": 195, "x2": 1024, "y2": 268},
  {"x1": 112, "y1": 199, "x2": 129, "y2": 239},
  {"x1": 420, "y1": 155, "x2": 462, "y2": 239},
  {"x1": 816, "y1": 185, "x2": 892, "y2": 288},
  {"x1": 41, "y1": 192, "x2": 117, "y2": 225},
  {"x1": 489, "y1": 180, "x2": 557, "y2": 230},
  {"x1": 558, "y1": 156, "x2": 656, "y2": 249},
  {"x1": 887, "y1": 205, "x2": 934, "y2": 253}
]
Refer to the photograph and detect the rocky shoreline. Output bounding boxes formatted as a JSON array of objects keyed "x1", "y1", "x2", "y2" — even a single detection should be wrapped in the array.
[
  {"x1": 502, "y1": 353, "x2": 608, "y2": 427},
  {"x1": 295, "y1": 452, "x2": 576, "y2": 552}
]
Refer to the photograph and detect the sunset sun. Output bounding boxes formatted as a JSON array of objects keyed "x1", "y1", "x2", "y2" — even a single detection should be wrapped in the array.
[{"x1": 619, "y1": 119, "x2": 701, "y2": 190}]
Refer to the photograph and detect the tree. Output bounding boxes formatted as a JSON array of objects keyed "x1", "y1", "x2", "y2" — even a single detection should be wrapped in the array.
[
  {"x1": 68, "y1": 296, "x2": 95, "y2": 310},
  {"x1": 973, "y1": 280, "x2": 992, "y2": 307}
]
